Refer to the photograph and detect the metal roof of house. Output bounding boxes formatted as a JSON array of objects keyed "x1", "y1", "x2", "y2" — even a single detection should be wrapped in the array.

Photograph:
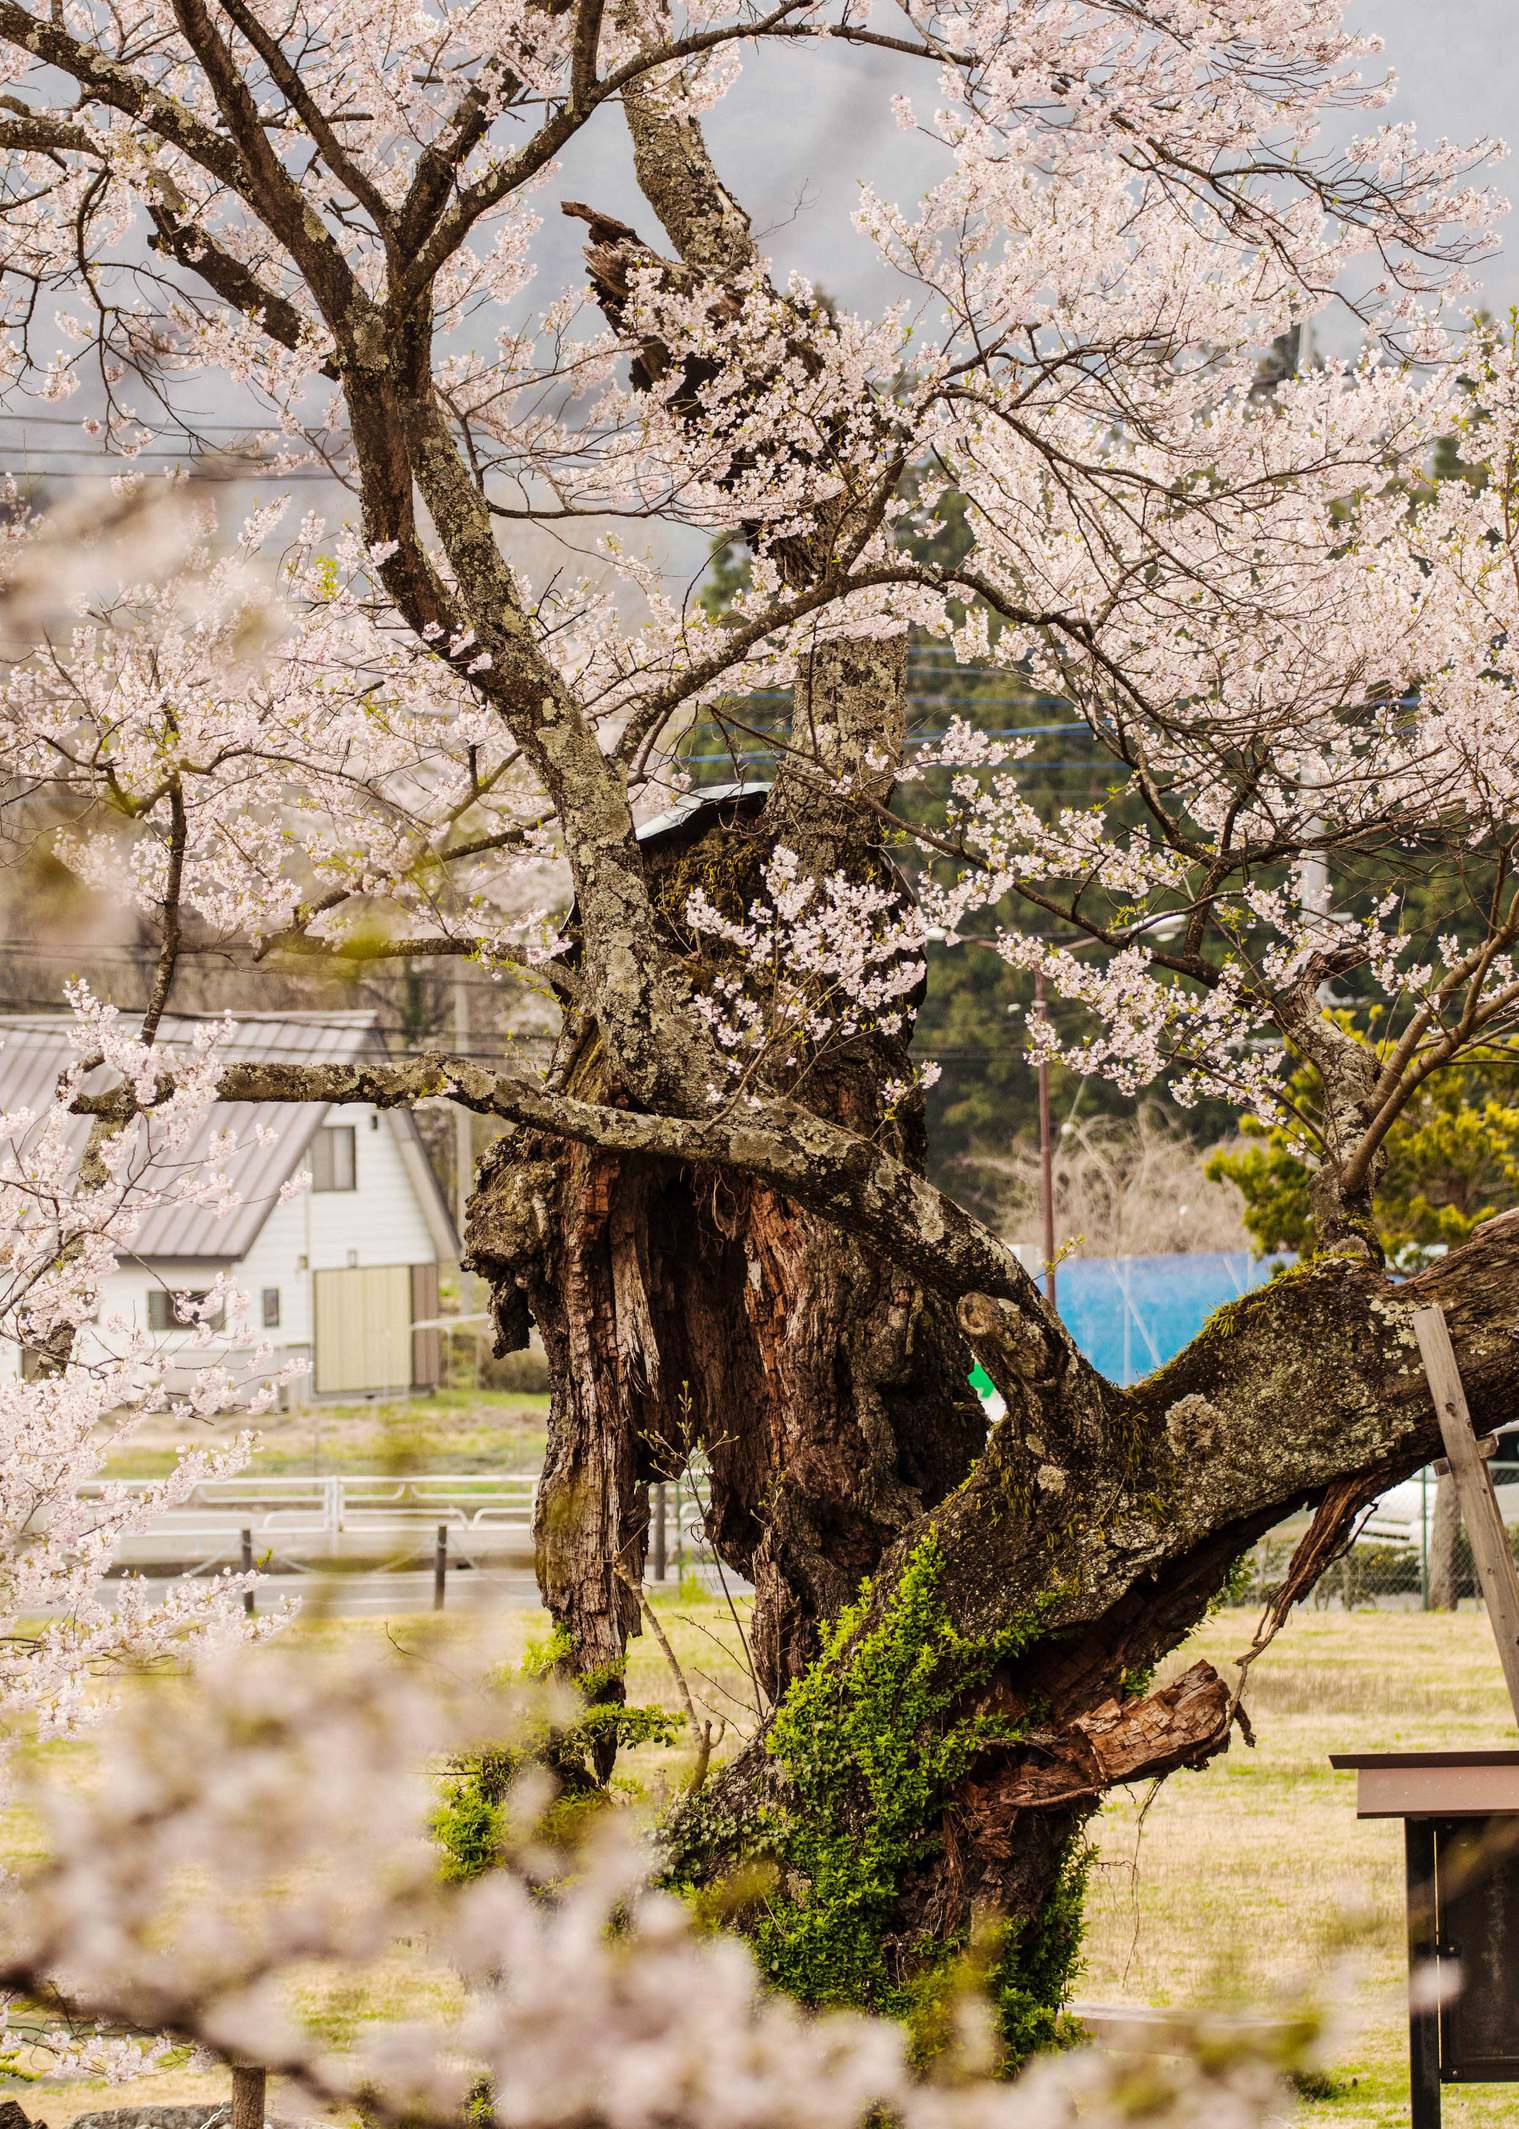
[{"x1": 0, "y1": 1011, "x2": 456, "y2": 1262}]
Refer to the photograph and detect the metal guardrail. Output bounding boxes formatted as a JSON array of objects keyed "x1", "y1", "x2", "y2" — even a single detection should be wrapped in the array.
[
  {"x1": 83, "y1": 1469, "x2": 719, "y2": 1579},
  {"x1": 80, "y1": 1473, "x2": 540, "y2": 1564}
]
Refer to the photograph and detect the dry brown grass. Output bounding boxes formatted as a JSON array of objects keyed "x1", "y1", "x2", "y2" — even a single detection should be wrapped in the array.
[
  {"x1": 1084, "y1": 1608, "x2": 1519, "y2": 2125},
  {"x1": 967, "y1": 1107, "x2": 1252, "y2": 1259}
]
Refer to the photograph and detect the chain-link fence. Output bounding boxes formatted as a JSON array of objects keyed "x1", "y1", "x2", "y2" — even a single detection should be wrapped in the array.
[{"x1": 1234, "y1": 1465, "x2": 1519, "y2": 1611}]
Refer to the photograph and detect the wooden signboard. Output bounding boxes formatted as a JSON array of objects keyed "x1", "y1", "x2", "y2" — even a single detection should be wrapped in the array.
[{"x1": 1330, "y1": 1758, "x2": 1519, "y2": 2126}]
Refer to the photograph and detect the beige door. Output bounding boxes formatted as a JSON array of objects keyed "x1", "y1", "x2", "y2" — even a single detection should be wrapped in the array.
[{"x1": 313, "y1": 1265, "x2": 415, "y2": 1395}]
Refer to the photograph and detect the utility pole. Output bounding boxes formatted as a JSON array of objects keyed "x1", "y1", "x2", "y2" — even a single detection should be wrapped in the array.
[
  {"x1": 1035, "y1": 967, "x2": 1057, "y2": 1311},
  {"x1": 453, "y1": 963, "x2": 474, "y2": 1298}
]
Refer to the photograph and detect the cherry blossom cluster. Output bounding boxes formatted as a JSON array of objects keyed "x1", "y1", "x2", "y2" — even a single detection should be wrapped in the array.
[
  {"x1": 0, "y1": 988, "x2": 288, "y2": 1750},
  {"x1": 0, "y1": 0, "x2": 1515, "y2": 1556},
  {"x1": 0, "y1": 489, "x2": 564, "y2": 965},
  {"x1": 0, "y1": 1629, "x2": 1323, "y2": 2129},
  {"x1": 685, "y1": 847, "x2": 928, "y2": 1099},
  {"x1": 898, "y1": 320, "x2": 1519, "y2": 1137}
]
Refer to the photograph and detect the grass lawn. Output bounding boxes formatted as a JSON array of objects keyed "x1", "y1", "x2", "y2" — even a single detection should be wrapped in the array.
[
  {"x1": 9, "y1": 1600, "x2": 1517, "y2": 2127},
  {"x1": 1083, "y1": 1607, "x2": 1518, "y2": 2127},
  {"x1": 95, "y1": 1386, "x2": 550, "y2": 1481}
]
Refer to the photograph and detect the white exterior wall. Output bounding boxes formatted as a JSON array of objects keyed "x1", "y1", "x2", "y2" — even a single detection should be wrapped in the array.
[
  {"x1": 235, "y1": 1105, "x2": 439, "y2": 1355},
  {"x1": 29, "y1": 1106, "x2": 443, "y2": 1396},
  {"x1": 96, "y1": 1257, "x2": 235, "y2": 1340}
]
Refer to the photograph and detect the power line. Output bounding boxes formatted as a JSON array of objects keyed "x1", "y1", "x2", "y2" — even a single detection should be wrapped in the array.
[
  {"x1": 0, "y1": 411, "x2": 342, "y2": 437},
  {"x1": 2, "y1": 464, "x2": 350, "y2": 483},
  {"x1": 684, "y1": 752, "x2": 1109, "y2": 769},
  {"x1": 739, "y1": 687, "x2": 1080, "y2": 714},
  {"x1": 0, "y1": 995, "x2": 1070, "y2": 1074},
  {"x1": 0, "y1": 1001, "x2": 1055, "y2": 1073},
  {"x1": 0, "y1": 444, "x2": 318, "y2": 464}
]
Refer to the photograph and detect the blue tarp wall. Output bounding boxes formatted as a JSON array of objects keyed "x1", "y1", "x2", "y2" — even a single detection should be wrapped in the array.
[{"x1": 1056, "y1": 1251, "x2": 1295, "y2": 1386}]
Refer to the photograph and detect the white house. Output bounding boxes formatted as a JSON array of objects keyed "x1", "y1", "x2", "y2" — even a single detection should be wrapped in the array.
[{"x1": 0, "y1": 1012, "x2": 458, "y2": 1399}]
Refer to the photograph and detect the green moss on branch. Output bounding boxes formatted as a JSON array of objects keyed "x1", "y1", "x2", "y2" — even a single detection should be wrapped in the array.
[{"x1": 747, "y1": 1535, "x2": 1081, "y2": 2066}]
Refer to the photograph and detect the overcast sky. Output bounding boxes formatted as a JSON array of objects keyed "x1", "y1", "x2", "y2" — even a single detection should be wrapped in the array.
[
  {"x1": 539, "y1": 0, "x2": 1519, "y2": 316},
  {"x1": 1335, "y1": 0, "x2": 1515, "y2": 311},
  {"x1": 1377, "y1": 0, "x2": 1516, "y2": 282}
]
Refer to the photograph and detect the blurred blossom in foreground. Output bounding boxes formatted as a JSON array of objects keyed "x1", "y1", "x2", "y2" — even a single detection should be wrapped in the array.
[{"x1": 0, "y1": 1631, "x2": 1326, "y2": 2129}]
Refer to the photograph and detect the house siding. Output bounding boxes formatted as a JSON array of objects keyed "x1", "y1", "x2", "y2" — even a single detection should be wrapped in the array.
[
  {"x1": 235, "y1": 1105, "x2": 440, "y2": 1356},
  {"x1": 12, "y1": 1104, "x2": 448, "y2": 1396}
]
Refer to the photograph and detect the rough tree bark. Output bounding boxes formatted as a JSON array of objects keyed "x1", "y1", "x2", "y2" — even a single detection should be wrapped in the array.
[
  {"x1": 460, "y1": 975, "x2": 1519, "y2": 2035},
  {"x1": 1428, "y1": 1467, "x2": 1464, "y2": 1611}
]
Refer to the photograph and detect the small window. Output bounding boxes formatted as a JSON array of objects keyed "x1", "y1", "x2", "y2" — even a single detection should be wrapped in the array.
[
  {"x1": 147, "y1": 1289, "x2": 225, "y2": 1333},
  {"x1": 261, "y1": 1287, "x2": 281, "y2": 1329},
  {"x1": 310, "y1": 1124, "x2": 357, "y2": 1192}
]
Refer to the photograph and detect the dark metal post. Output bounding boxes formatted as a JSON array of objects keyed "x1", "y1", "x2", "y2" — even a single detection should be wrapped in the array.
[
  {"x1": 434, "y1": 1523, "x2": 448, "y2": 1611},
  {"x1": 1421, "y1": 1466, "x2": 1431, "y2": 1611},
  {"x1": 652, "y1": 1483, "x2": 667, "y2": 1580},
  {"x1": 240, "y1": 1526, "x2": 255, "y2": 1617},
  {"x1": 1034, "y1": 968, "x2": 1056, "y2": 1310},
  {"x1": 1406, "y1": 1818, "x2": 1442, "y2": 2129}
]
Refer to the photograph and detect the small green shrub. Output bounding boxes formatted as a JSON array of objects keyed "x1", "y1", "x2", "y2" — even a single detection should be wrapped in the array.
[{"x1": 433, "y1": 1641, "x2": 680, "y2": 1883}]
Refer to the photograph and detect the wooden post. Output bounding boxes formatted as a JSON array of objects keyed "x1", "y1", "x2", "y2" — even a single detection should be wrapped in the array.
[
  {"x1": 1412, "y1": 1303, "x2": 1519, "y2": 1725},
  {"x1": 230, "y1": 2064, "x2": 266, "y2": 2129},
  {"x1": 652, "y1": 1483, "x2": 667, "y2": 1581},
  {"x1": 240, "y1": 1526, "x2": 255, "y2": 1618},
  {"x1": 433, "y1": 1522, "x2": 448, "y2": 1611}
]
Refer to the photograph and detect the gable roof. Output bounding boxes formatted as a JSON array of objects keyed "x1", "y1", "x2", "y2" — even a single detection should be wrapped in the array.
[{"x1": 0, "y1": 1011, "x2": 458, "y2": 1262}]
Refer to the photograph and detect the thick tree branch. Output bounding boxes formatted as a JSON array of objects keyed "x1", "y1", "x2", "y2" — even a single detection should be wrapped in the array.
[
  {"x1": 212, "y1": 0, "x2": 396, "y2": 240},
  {"x1": 144, "y1": 198, "x2": 336, "y2": 377},
  {"x1": 74, "y1": 1052, "x2": 1046, "y2": 1317},
  {"x1": 0, "y1": 2, "x2": 246, "y2": 186}
]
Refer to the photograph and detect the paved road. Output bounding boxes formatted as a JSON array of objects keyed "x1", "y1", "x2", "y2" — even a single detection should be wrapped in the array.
[{"x1": 246, "y1": 1566, "x2": 542, "y2": 1615}]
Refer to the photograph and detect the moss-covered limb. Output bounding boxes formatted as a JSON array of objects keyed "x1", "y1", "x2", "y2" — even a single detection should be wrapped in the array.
[
  {"x1": 921, "y1": 1210, "x2": 1519, "y2": 1670},
  {"x1": 660, "y1": 1212, "x2": 1519, "y2": 2032},
  {"x1": 750, "y1": 1539, "x2": 1045, "y2": 2007}
]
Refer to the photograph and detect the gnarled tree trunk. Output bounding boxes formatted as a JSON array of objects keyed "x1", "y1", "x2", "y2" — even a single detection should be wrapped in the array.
[
  {"x1": 464, "y1": 766, "x2": 1519, "y2": 2043},
  {"x1": 466, "y1": 796, "x2": 984, "y2": 1716}
]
